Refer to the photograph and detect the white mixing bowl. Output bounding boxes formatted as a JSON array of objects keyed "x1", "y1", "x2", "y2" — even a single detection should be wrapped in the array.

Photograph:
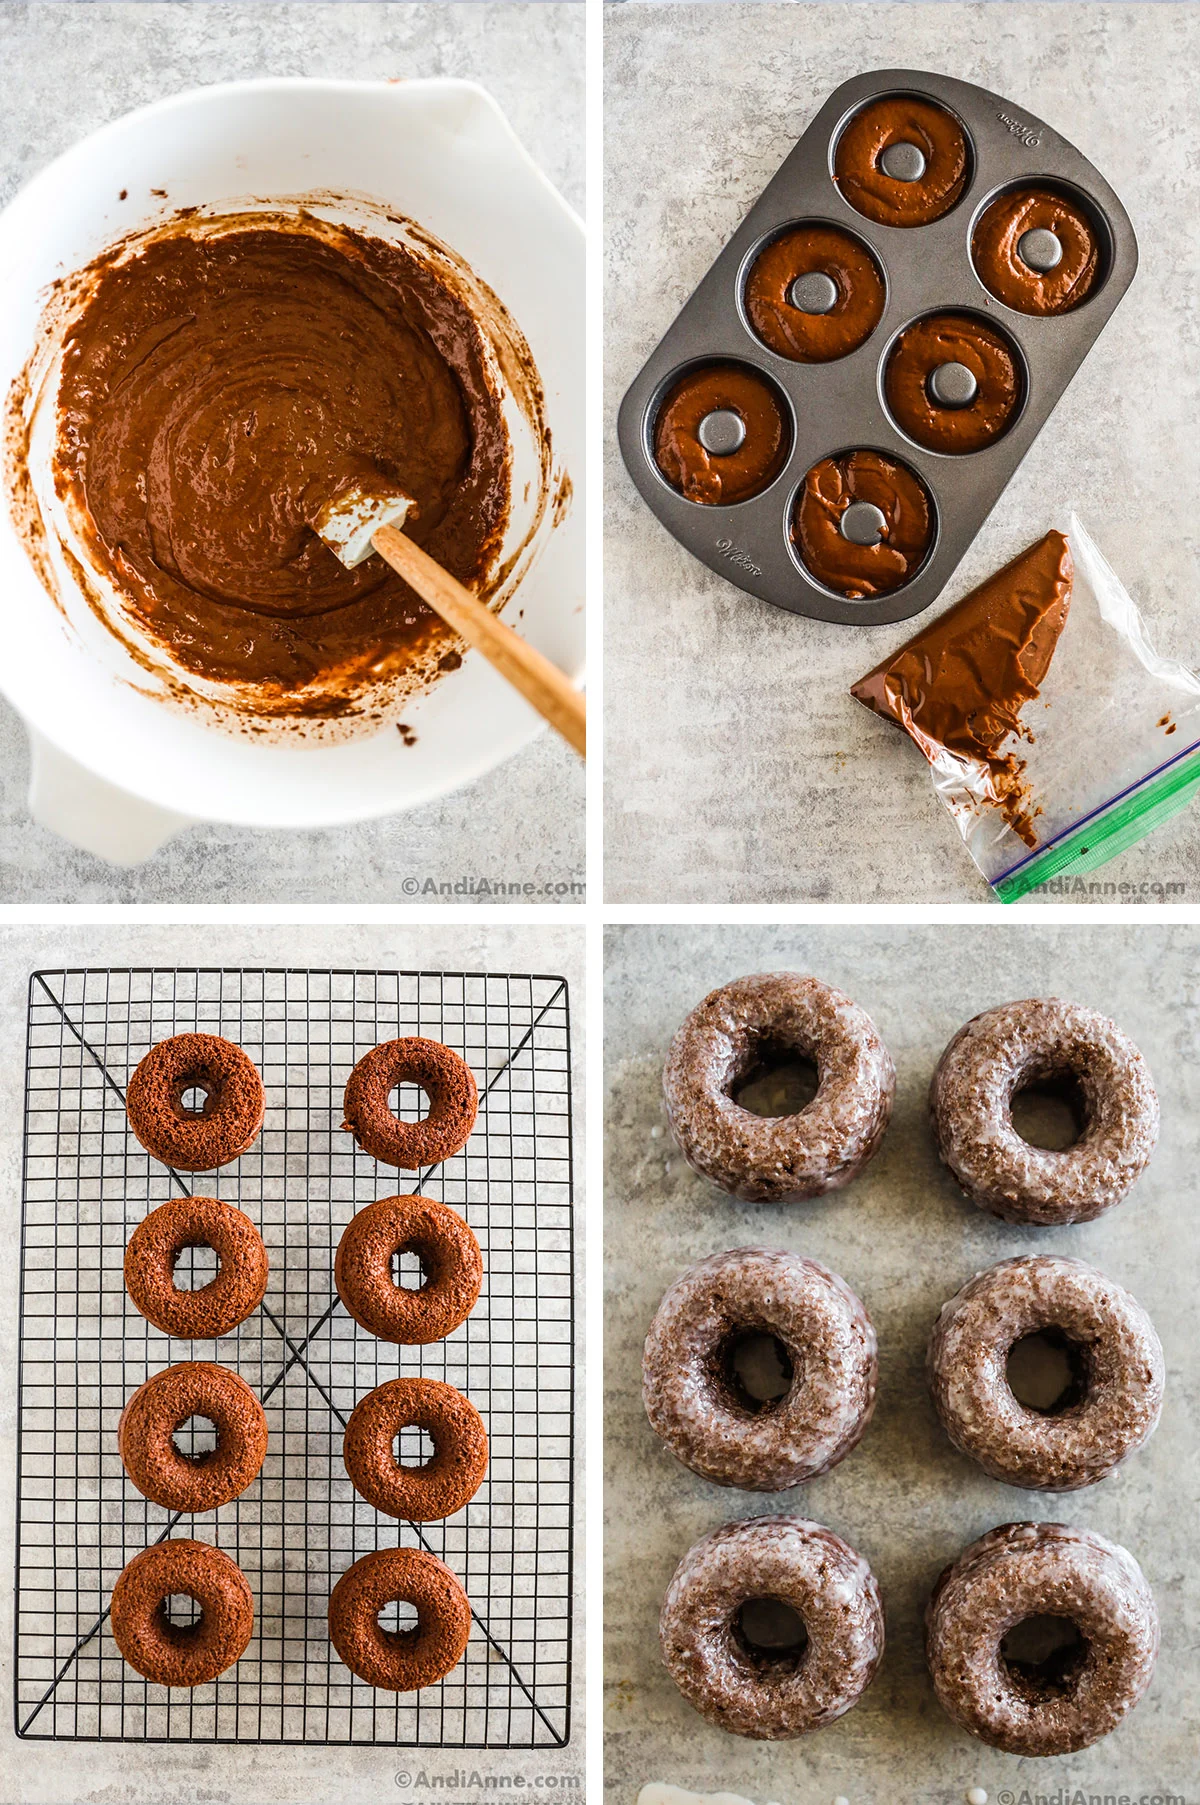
[{"x1": 0, "y1": 78, "x2": 584, "y2": 862}]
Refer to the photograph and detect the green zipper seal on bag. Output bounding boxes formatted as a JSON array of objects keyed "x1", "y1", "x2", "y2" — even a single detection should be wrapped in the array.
[{"x1": 994, "y1": 746, "x2": 1200, "y2": 902}]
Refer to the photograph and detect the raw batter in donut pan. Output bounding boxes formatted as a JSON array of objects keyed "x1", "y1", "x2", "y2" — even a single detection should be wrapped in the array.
[{"x1": 618, "y1": 68, "x2": 1137, "y2": 626}]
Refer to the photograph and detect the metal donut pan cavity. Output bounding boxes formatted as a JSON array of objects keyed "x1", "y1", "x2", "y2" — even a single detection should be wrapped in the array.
[{"x1": 617, "y1": 68, "x2": 1138, "y2": 627}]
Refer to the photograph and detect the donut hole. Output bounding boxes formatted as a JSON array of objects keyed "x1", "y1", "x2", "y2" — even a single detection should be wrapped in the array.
[
  {"x1": 172, "y1": 1240, "x2": 220, "y2": 1292},
  {"x1": 388, "y1": 1081, "x2": 431, "y2": 1125},
  {"x1": 717, "y1": 1328, "x2": 796, "y2": 1412},
  {"x1": 732, "y1": 1039, "x2": 820, "y2": 1118},
  {"x1": 1006, "y1": 1327, "x2": 1090, "y2": 1415},
  {"x1": 733, "y1": 1596, "x2": 809, "y2": 1673},
  {"x1": 1010, "y1": 1070, "x2": 1089, "y2": 1150},
  {"x1": 1001, "y1": 1614, "x2": 1089, "y2": 1698},
  {"x1": 174, "y1": 1079, "x2": 215, "y2": 1118},
  {"x1": 394, "y1": 1425, "x2": 436, "y2": 1469},
  {"x1": 160, "y1": 1592, "x2": 204, "y2": 1634},
  {"x1": 390, "y1": 1246, "x2": 429, "y2": 1293},
  {"x1": 172, "y1": 1413, "x2": 220, "y2": 1462},
  {"x1": 377, "y1": 1598, "x2": 420, "y2": 1643}
]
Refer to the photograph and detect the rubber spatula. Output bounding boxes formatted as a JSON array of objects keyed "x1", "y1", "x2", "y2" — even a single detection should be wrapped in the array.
[{"x1": 313, "y1": 487, "x2": 586, "y2": 757}]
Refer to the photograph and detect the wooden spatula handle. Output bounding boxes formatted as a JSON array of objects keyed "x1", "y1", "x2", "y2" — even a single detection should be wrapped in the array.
[{"x1": 373, "y1": 524, "x2": 586, "y2": 758}]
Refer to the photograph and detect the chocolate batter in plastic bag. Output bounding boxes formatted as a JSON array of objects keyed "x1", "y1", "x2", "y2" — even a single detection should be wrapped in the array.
[{"x1": 852, "y1": 514, "x2": 1200, "y2": 900}]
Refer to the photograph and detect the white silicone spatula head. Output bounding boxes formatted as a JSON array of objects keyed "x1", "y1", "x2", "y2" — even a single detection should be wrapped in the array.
[{"x1": 313, "y1": 484, "x2": 416, "y2": 568}]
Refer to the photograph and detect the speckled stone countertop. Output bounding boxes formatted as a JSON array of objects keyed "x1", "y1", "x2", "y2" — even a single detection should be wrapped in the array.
[
  {"x1": 605, "y1": 922, "x2": 1199, "y2": 1802},
  {"x1": 604, "y1": 3, "x2": 1200, "y2": 904},
  {"x1": 0, "y1": 921, "x2": 585, "y2": 1805},
  {"x1": 0, "y1": 3, "x2": 584, "y2": 904}
]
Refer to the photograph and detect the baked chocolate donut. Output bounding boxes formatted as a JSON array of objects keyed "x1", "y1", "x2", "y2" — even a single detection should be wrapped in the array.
[
  {"x1": 930, "y1": 999, "x2": 1158, "y2": 1224},
  {"x1": 126, "y1": 1034, "x2": 264, "y2": 1171},
  {"x1": 973, "y1": 186, "x2": 1101, "y2": 316},
  {"x1": 342, "y1": 1038, "x2": 477, "y2": 1169},
  {"x1": 926, "y1": 1521, "x2": 1158, "y2": 1754},
  {"x1": 334, "y1": 1195, "x2": 483, "y2": 1343},
  {"x1": 792, "y1": 450, "x2": 934, "y2": 598},
  {"x1": 343, "y1": 1377, "x2": 488, "y2": 1520},
  {"x1": 835, "y1": 94, "x2": 969, "y2": 227},
  {"x1": 125, "y1": 1197, "x2": 268, "y2": 1339},
  {"x1": 660, "y1": 1516, "x2": 884, "y2": 1738},
  {"x1": 884, "y1": 312, "x2": 1021, "y2": 454},
  {"x1": 328, "y1": 1548, "x2": 471, "y2": 1691},
  {"x1": 928, "y1": 1257, "x2": 1164, "y2": 1489},
  {"x1": 118, "y1": 1361, "x2": 268, "y2": 1512},
  {"x1": 744, "y1": 224, "x2": 885, "y2": 362},
  {"x1": 663, "y1": 973, "x2": 894, "y2": 1203},
  {"x1": 110, "y1": 1539, "x2": 254, "y2": 1687},
  {"x1": 643, "y1": 1249, "x2": 877, "y2": 1489},
  {"x1": 652, "y1": 363, "x2": 790, "y2": 505}
]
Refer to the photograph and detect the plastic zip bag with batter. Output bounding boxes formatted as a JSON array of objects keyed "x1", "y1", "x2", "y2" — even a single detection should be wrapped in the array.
[{"x1": 851, "y1": 514, "x2": 1200, "y2": 901}]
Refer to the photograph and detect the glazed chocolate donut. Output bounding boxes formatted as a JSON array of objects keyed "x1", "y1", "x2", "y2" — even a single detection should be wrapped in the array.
[
  {"x1": 342, "y1": 1038, "x2": 478, "y2": 1169},
  {"x1": 119, "y1": 1361, "x2": 268, "y2": 1512},
  {"x1": 125, "y1": 1197, "x2": 269, "y2": 1339},
  {"x1": 928, "y1": 1257, "x2": 1164, "y2": 1489},
  {"x1": 744, "y1": 224, "x2": 885, "y2": 362},
  {"x1": 334, "y1": 1195, "x2": 482, "y2": 1343},
  {"x1": 663, "y1": 972, "x2": 895, "y2": 1203},
  {"x1": 835, "y1": 94, "x2": 969, "y2": 227},
  {"x1": 792, "y1": 450, "x2": 934, "y2": 598},
  {"x1": 643, "y1": 1249, "x2": 877, "y2": 1489},
  {"x1": 884, "y1": 312, "x2": 1021, "y2": 454},
  {"x1": 343, "y1": 1377, "x2": 488, "y2": 1520},
  {"x1": 660, "y1": 1516, "x2": 884, "y2": 1738},
  {"x1": 126, "y1": 1034, "x2": 264, "y2": 1171},
  {"x1": 930, "y1": 998, "x2": 1158, "y2": 1225},
  {"x1": 926, "y1": 1522, "x2": 1158, "y2": 1754},
  {"x1": 328, "y1": 1547, "x2": 471, "y2": 1691},
  {"x1": 110, "y1": 1539, "x2": 254, "y2": 1687},
  {"x1": 652, "y1": 363, "x2": 790, "y2": 505},
  {"x1": 973, "y1": 186, "x2": 1101, "y2": 316}
]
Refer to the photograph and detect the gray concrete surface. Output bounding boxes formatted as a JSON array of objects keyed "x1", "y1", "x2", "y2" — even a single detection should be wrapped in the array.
[
  {"x1": 605, "y1": 923, "x2": 1200, "y2": 1801},
  {"x1": 0, "y1": 920, "x2": 584, "y2": 1805},
  {"x1": 0, "y1": 3, "x2": 584, "y2": 903},
  {"x1": 604, "y1": 4, "x2": 1200, "y2": 904}
]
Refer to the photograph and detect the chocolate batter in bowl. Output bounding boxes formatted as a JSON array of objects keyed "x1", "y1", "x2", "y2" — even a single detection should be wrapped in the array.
[
  {"x1": 51, "y1": 217, "x2": 509, "y2": 707},
  {"x1": 0, "y1": 80, "x2": 583, "y2": 852}
]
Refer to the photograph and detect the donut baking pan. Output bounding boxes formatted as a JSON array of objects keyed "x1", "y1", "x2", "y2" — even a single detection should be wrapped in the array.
[
  {"x1": 14, "y1": 967, "x2": 575, "y2": 1746},
  {"x1": 617, "y1": 68, "x2": 1138, "y2": 626}
]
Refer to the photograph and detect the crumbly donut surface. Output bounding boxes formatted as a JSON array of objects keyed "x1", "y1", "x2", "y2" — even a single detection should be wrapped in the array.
[
  {"x1": 928, "y1": 1256, "x2": 1164, "y2": 1489},
  {"x1": 643, "y1": 1248, "x2": 877, "y2": 1489},
  {"x1": 659, "y1": 1516, "x2": 884, "y2": 1738},
  {"x1": 126, "y1": 1033, "x2": 265, "y2": 1171},
  {"x1": 328, "y1": 1547, "x2": 471, "y2": 1691},
  {"x1": 125, "y1": 1196, "x2": 269, "y2": 1338},
  {"x1": 663, "y1": 973, "x2": 895, "y2": 1203},
  {"x1": 334, "y1": 1195, "x2": 483, "y2": 1344},
  {"x1": 110, "y1": 1538, "x2": 254, "y2": 1687},
  {"x1": 342, "y1": 1038, "x2": 478, "y2": 1168},
  {"x1": 926, "y1": 1521, "x2": 1159, "y2": 1754},
  {"x1": 343, "y1": 1377, "x2": 489, "y2": 1520},
  {"x1": 930, "y1": 998, "x2": 1158, "y2": 1224},
  {"x1": 118, "y1": 1360, "x2": 268, "y2": 1512}
]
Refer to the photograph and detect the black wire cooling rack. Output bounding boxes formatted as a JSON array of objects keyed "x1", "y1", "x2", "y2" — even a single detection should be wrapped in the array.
[{"x1": 14, "y1": 967, "x2": 575, "y2": 1747}]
